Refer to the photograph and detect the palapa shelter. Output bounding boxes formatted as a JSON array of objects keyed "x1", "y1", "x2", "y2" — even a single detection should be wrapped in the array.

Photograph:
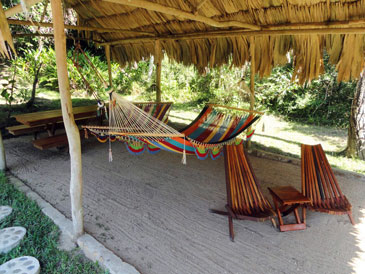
[{"x1": 1, "y1": 0, "x2": 365, "y2": 238}]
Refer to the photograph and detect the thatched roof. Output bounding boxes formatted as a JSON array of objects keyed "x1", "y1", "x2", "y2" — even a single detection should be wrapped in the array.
[{"x1": 3, "y1": 0, "x2": 365, "y2": 82}]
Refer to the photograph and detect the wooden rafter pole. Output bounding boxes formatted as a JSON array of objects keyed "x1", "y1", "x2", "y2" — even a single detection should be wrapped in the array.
[
  {"x1": 5, "y1": 0, "x2": 43, "y2": 18},
  {"x1": 12, "y1": 32, "x2": 104, "y2": 43},
  {"x1": 105, "y1": 45, "x2": 112, "y2": 87},
  {"x1": 51, "y1": 0, "x2": 84, "y2": 238},
  {"x1": 101, "y1": 0, "x2": 260, "y2": 30},
  {"x1": 101, "y1": 25, "x2": 365, "y2": 47},
  {"x1": 247, "y1": 37, "x2": 255, "y2": 148},
  {"x1": 7, "y1": 19, "x2": 154, "y2": 35},
  {"x1": 154, "y1": 40, "x2": 162, "y2": 102}
]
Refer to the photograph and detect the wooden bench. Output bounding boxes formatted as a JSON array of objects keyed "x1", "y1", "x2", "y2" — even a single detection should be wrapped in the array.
[
  {"x1": 32, "y1": 130, "x2": 85, "y2": 150},
  {"x1": 6, "y1": 124, "x2": 46, "y2": 136}
]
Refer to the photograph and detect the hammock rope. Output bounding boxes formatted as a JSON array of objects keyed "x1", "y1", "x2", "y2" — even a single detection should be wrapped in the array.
[{"x1": 83, "y1": 91, "x2": 262, "y2": 163}]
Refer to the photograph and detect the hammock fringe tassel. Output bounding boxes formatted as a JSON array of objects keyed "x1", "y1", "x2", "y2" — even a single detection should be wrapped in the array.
[
  {"x1": 182, "y1": 138, "x2": 186, "y2": 165},
  {"x1": 109, "y1": 148, "x2": 113, "y2": 162}
]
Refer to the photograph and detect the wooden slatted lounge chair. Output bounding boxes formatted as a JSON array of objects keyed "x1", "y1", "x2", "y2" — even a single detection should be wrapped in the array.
[
  {"x1": 301, "y1": 144, "x2": 354, "y2": 225},
  {"x1": 211, "y1": 144, "x2": 276, "y2": 241},
  {"x1": 134, "y1": 102, "x2": 173, "y2": 123}
]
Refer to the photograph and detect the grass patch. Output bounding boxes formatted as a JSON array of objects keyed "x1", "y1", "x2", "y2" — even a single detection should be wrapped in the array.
[
  {"x1": 170, "y1": 108, "x2": 365, "y2": 175},
  {"x1": 252, "y1": 115, "x2": 365, "y2": 175},
  {"x1": 0, "y1": 173, "x2": 108, "y2": 273}
]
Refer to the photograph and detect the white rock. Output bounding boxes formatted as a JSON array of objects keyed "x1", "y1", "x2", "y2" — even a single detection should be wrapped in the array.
[
  {"x1": 0, "y1": 256, "x2": 40, "y2": 274},
  {"x1": 0, "y1": 227, "x2": 26, "y2": 254},
  {"x1": 0, "y1": 206, "x2": 12, "y2": 222}
]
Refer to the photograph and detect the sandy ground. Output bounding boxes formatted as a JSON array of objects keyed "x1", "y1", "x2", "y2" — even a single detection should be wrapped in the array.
[{"x1": 4, "y1": 135, "x2": 365, "y2": 274}]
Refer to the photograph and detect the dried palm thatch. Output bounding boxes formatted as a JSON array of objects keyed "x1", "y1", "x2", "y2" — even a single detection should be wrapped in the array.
[
  {"x1": 0, "y1": 4, "x2": 15, "y2": 58},
  {"x1": 3, "y1": 0, "x2": 365, "y2": 83}
]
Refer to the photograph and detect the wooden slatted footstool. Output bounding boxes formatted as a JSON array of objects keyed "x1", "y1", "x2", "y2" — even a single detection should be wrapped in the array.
[{"x1": 268, "y1": 186, "x2": 311, "y2": 232}]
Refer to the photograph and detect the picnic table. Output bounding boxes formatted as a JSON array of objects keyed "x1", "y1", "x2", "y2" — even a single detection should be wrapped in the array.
[
  {"x1": 8, "y1": 105, "x2": 100, "y2": 150},
  {"x1": 13, "y1": 105, "x2": 98, "y2": 127}
]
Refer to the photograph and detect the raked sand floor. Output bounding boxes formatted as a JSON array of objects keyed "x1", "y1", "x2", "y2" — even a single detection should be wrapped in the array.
[{"x1": 4, "y1": 135, "x2": 365, "y2": 274}]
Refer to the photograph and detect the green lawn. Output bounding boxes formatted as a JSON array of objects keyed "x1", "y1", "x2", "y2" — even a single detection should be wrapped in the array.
[
  {"x1": 0, "y1": 173, "x2": 108, "y2": 274},
  {"x1": 168, "y1": 108, "x2": 365, "y2": 175}
]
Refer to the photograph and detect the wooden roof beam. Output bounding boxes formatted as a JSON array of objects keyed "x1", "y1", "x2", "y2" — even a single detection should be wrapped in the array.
[
  {"x1": 12, "y1": 32, "x2": 104, "y2": 42},
  {"x1": 5, "y1": 0, "x2": 43, "y2": 18},
  {"x1": 101, "y1": 0, "x2": 261, "y2": 30},
  {"x1": 7, "y1": 19, "x2": 154, "y2": 35},
  {"x1": 100, "y1": 25, "x2": 365, "y2": 47}
]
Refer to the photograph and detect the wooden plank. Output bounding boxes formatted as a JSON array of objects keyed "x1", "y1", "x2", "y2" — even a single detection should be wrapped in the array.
[
  {"x1": 268, "y1": 186, "x2": 311, "y2": 205},
  {"x1": 32, "y1": 134, "x2": 68, "y2": 150},
  {"x1": 6, "y1": 124, "x2": 45, "y2": 135},
  {"x1": 279, "y1": 223, "x2": 306, "y2": 232},
  {"x1": 14, "y1": 105, "x2": 98, "y2": 126},
  {"x1": 32, "y1": 129, "x2": 85, "y2": 150}
]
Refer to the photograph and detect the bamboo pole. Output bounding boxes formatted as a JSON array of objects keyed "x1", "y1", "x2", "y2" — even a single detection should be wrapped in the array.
[
  {"x1": 103, "y1": 26, "x2": 365, "y2": 47},
  {"x1": 247, "y1": 37, "x2": 255, "y2": 148},
  {"x1": 12, "y1": 33, "x2": 103, "y2": 42},
  {"x1": 154, "y1": 40, "x2": 162, "y2": 102},
  {"x1": 102, "y1": 0, "x2": 260, "y2": 30},
  {"x1": 105, "y1": 45, "x2": 112, "y2": 87},
  {"x1": 0, "y1": 132, "x2": 6, "y2": 172},
  {"x1": 51, "y1": 0, "x2": 84, "y2": 239},
  {"x1": 208, "y1": 104, "x2": 263, "y2": 115},
  {"x1": 7, "y1": 19, "x2": 153, "y2": 35},
  {"x1": 5, "y1": 0, "x2": 42, "y2": 18}
]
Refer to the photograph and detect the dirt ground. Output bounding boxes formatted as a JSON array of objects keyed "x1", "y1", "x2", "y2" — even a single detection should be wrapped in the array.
[{"x1": 4, "y1": 135, "x2": 365, "y2": 274}]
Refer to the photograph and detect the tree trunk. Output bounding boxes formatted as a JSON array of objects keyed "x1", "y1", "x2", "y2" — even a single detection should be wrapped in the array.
[
  {"x1": 26, "y1": 62, "x2": 42, "y2": 108},
  {"x1": 51, "y1": 0, "x2": 84, "y2": 238},
  {"x1": 346, "y1": 73, "x2": 365, "y2": 160}
]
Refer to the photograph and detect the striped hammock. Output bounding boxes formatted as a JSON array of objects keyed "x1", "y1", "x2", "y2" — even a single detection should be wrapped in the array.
[{"x1": 83, "y1": 92, "x2": 261, "y2": 162}]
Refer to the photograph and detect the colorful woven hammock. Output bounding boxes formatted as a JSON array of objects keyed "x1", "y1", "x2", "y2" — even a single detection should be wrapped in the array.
[{"x1": 83, "y1": 92, "x2": 261, "y2": 162}]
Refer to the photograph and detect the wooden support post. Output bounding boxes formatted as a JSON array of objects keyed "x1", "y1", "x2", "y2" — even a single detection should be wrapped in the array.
[
  {"x1": 247, "y1": 37, "x2": 255, "y2": 148},
  {"x1": 51, "y1": 0, "x2": 84, "y2": 238},
  {"x1": 154, "y1": 40, "x2": 162, "y2": 102},
  {"x1": 0, "y1": 131, "x2": 6, "y2": 172},
  {"x1": 105, "y1": 45, "x2": 112, "y2": 87}
]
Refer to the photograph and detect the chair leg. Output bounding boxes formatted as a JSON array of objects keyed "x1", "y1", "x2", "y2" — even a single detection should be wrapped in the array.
[
  {"x1": 271, "y1": 217, "x2": 277, "y2": 228},
  {"x1": 228, "y1": 216, "x2": 234, "y2": 242},
  {"x1": 348, "y1": 211, "x2": 355, "y2": 225}
]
